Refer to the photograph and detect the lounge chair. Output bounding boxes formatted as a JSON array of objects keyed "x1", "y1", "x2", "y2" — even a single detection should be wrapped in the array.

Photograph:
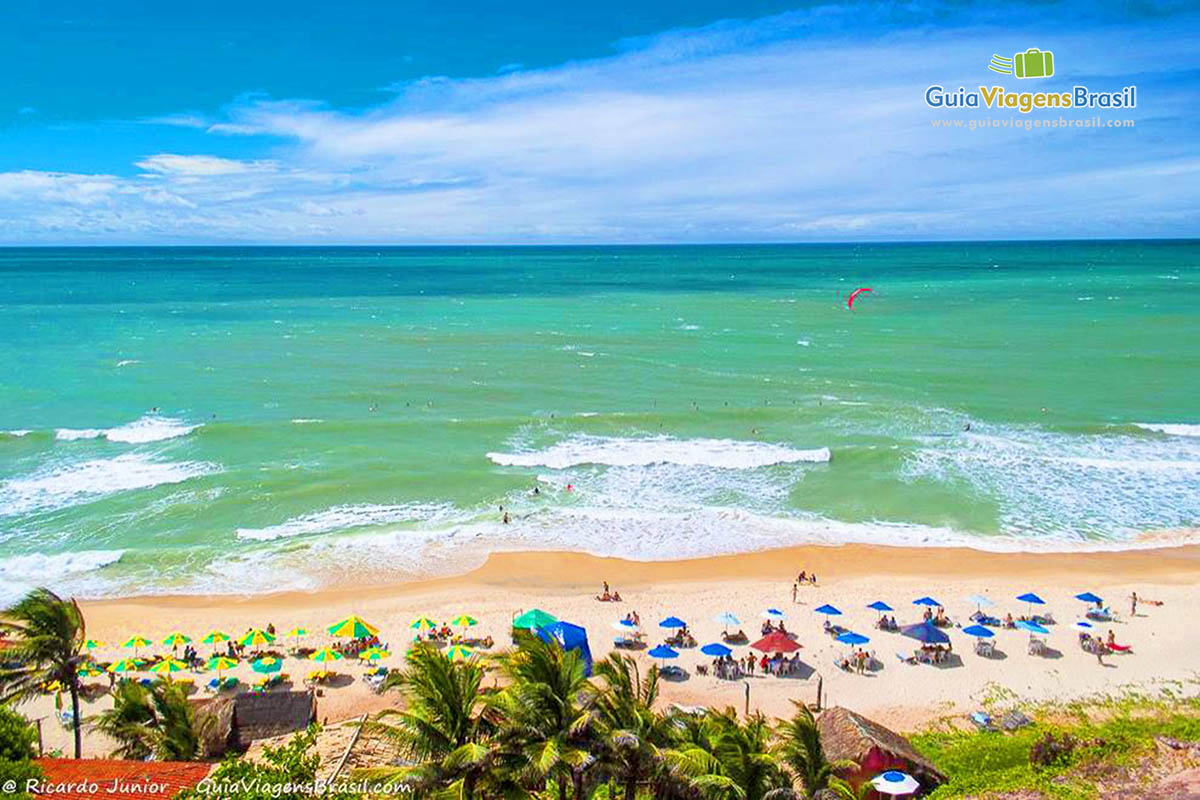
[
  {"x1": 974, "y1": 639, "x2": 995, "y2": 657},
  {"x1": 1087, "y1": 607, "x2": 1117, "y2": 622},
  {"x1": 1000, "y1": 710, "x2": 1033, "y2": 731},
  {"x1": 1028, "y1": 637, "x2": 1047, "y2": 656},
  {"x1": 206, "y1": 678, "x2": 221, "y2": 692},
  {"x1": 895, "y1": 652, "x2": 916, "y2": 665},
  {"x1": 1107, "y1": 642, "x2": 1132, "y2": 654},
  {"x1": 969, "y1": 711, "x2": 997, "y2": 732}
]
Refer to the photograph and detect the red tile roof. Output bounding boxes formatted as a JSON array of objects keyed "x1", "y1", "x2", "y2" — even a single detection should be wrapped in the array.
[{"x1": 34, "y1": 758, "x2": 213, "y2": 800}]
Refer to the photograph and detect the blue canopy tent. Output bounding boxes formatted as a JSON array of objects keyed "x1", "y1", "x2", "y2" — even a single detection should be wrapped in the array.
[
  {"x1": 901, "y1": 621, "x2": 950, "y2": 645},
  {"x1": 536, "y1": 621, "x2": 594, "y2": 676}
]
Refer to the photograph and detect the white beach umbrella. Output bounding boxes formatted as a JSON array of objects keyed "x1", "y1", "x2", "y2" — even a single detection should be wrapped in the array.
[
  {"x1": 966, "y1": 594, "x2": 994, "y2": 609},
  {"x1": 871, "y1": 770, "x2": 920, "y2": 796}
]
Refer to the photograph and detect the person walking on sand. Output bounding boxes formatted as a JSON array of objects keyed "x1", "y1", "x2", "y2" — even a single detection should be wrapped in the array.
[
  {"x1": 792, "y1": 582, "x2": 798, "y2": 603},
  {"x1": 1130, "y1": 591, "x2": 1138, "y2": 617}
]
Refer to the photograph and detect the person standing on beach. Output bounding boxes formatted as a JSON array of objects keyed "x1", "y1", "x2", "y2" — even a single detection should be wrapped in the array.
[
  {"x1": 1130, "y1": 591, "x2": 1139, "y2": 616},
  {"x1": 792, "y1": 582, "x2": 798, "y2": 603}
]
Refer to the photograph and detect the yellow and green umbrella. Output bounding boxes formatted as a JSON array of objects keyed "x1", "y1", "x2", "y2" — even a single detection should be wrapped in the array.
[
  {"x1": 108, "y1": 658, "x2": 144, "y2": 674},
  {"x1": 251, "y1": 656, "x2": 284, "y2": 674},
  {"x1": 285, "y1": 627, "x2": 307, "y2": 641},
  {"x1": 446, "y1": 645, "x2": 473, "y2": 662},
  {"x1": 239, "y1": 628, "x2": 276, "y2": 648},
  {"x1": 328, "y1": 615, "x2": 379, "y2": 638},
  {"x1": 309, "y1": 648, "x2": 344, "y2": 664},
  {"x1": 149, "y1": 658, "x2": 188, "y2": 676},
  {"x1": 84, "y1": 639, "x2": 104, "y2": 651},
  {"x1": 202, "y1": 630, "x2": 230, "y2": 644},
  {"x1": 123, "y1": 636, "x2": 152, "y2": 653},
  {"x1": 77, "y1": 663, "x2": 104, "y2": 678},
  {"x1": 357, "y1": 646, "x2": 391, "y2": 661},
  {"x1": 409, "y1": 617, "x2": 436, "y2": 631},
  {"x1": 206, "y1": 656, "x2": 238, "y2": 674},
  {"x1": 162, "y1": 632, "x2": 192, "y2": 648},
  {"x1": 450, "y1": 615, "x2": 478, "y2": 628}
]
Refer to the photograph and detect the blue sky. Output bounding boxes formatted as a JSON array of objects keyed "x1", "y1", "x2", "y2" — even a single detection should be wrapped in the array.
[{"x1": 1, "y1": 0, "x2": 1197, "y2": 243}]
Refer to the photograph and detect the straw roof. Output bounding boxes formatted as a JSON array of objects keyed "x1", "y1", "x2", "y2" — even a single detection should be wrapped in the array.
[
  {"x1": 232, "y1": 689, "x2": 317, "y2": 749},
  {"x1": 190, "y1": 695, "x2": 235, "y2": 758},
  {"x1": 816, "y1": 706, "x2": 946, "y2": 786}
]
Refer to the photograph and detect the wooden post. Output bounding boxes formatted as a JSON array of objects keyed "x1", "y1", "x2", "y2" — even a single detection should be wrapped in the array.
[
  {"x1": 35, "y1": 717, "x2": 44, "y2": 756},
  {"x1": 744, "y1": 681, "x2": 750, "y2": 717}
]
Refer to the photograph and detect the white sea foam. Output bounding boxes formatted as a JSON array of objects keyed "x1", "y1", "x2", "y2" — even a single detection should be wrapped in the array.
[
  {"x1": 236, "y1": 502, "x2": 456, "y2": 541},
  {"x1": 290, "y1": 418, "x2": 324, "y2": 424},
  {"x1": 0, "y1": 549, "x2": 125, "y2": 606},
  {"x1": 3, "y1": 430, "x2": 31, "y2": 437},
  {"x1": 488, "y1": 435, "x2": 830, "y2": 470},
  {"x1": 115, "y1": 359, "x2": 139, "y2": 367},
  {"x1": 1136, "y1": 423, "x2": 1200, "y2": 438},
  {"x1": 0, "y1": 454, "x2": 217, "y2": 516},
  {"x1": 52, "y1": 414, "x2": 200, "y2": 444}
]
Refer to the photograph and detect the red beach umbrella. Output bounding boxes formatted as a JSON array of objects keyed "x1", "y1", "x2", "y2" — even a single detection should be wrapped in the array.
[{"x1": 750, "y1": 631, "x2": 801, "y2": 653}]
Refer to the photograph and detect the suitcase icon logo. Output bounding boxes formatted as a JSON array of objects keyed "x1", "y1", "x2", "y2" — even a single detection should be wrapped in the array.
[{"x1": 988, "y1": 48, "x2": 1055, "y2": 79}]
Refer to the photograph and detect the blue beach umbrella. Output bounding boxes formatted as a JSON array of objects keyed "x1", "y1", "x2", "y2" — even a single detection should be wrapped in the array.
[
  {"x1": 900, "y1": 621, "x2": 950, "y2": 645},
  {"x1": 814, "y1": 604, "x2": 842, "y2": 616},
  {"x1": 1017, "y1": 592, "x2": 1045, "y2": 605},
  {"x1": 867, "y1": 601, "x2": 893, "y2": 613},
  {"x1": 1016, "y1": 620, "x2": 1049, "y2": 635},
  {"x1": 836, "y1": 632, "x2": 870, "y2": 646},
  {"x1": 648, "y1": 645, "x2": 679, "y2": 660},
  {"x1": 761, "y1": 608, "x2": 786, "y2": 620},
  {"x1": 1075, "y1": 592, "x2": 1103, "y2": 605},
  {"x1": 1072, "y1": 620, "x2": 1095, "y2": 631},
  {"x1": 961, "y1": 625, "x2": 995, "y2": 638},
  {"x1": 659, "y1": 616, "x2": 688, "y2": 629},
  {"x1": 912, "y1": 597, "x2": 941, "y2": 607},
  {"x1": 700, "y1": 643, "x2": 733, "y2": 657}
]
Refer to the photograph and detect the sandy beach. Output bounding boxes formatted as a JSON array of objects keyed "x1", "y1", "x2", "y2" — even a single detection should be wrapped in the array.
[{"x1": 19, "y1": 539, "x2": 1198, "y2": 758}]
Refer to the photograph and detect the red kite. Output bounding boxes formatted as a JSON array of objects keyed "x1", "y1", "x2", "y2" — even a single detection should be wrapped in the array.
[{"x1": 847, "y1": 287, "x2": 873, "y2": 309}]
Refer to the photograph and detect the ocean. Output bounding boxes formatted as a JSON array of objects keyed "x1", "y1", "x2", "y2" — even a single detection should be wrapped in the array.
[{"x1": 1, "y1": 242, "x2": 1197, "y2": 602}]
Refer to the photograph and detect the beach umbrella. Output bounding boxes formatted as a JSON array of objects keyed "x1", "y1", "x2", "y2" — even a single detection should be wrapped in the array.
[
  {"x1": 647, "y1": 645, "x2": 679, "y2": 661},
  {"x1": 512, "y1": 609, "x2": 558, "y2": 630},
  {"x1": 750, "y1": 631, "x2": 801, "y2": 653},
  {"x1": 328, "y1": 615, "x2": 379, "y2": 638},
  {"x1": 84, "y1": 639, "x2": 104, "y2": 651},
  {"x1": 700, "y1": 643, "x2": 733, "y2": 657},
  {"x1": 961, "y1": 625, "x2": 995, "y2": 638},
  {"x1": 310, "y1": 648, "x2": 343, "y2": 663},
  {"x1": 611, "y1": 619, "x2": 639, "y2": 632},
  {"x1": 107, "y1": 659, "x2": 144, "y2": 674},
  {"x1": 162, "y1": 632, "x2": 192, "y2": 648},
  {"x1": 900, "y1": 621, "x2": 950, "y2": 645},
  {"x1": 240, "y1": 628, "x2": 276, "y2": 648},
  {"x1": 202, "y1": 630, "x2": 230, "y2": 645},
  {"x1": 966, "y1": 595, "x2": 994, "y2": 611},
  {"x1": 123, "y1": 636, "x2": 152, "y2": 657},
  {"x1": 1072, "y1": 620, "x2": 1095, "y2": 632},
  {"x1": 867, "y1": 601, "x2": 893, "y2": 614},
  {"x1": 149, "y1": 658, "x2": 188, "y2": 676},
  {"x1": 659, "y1": 616, "x2": 688, "y2": 629},
  {"x1": 206, "y1": 656, "x2": 238, "y2": 675},
  {"x1": 358, "y1": 646, "x2": 391, "y2": 661},
  {"x1": 252, "y1": 656, "x2": 283, "y2": 674},
  {"x1": 1075, "y1": 592, "x2": 1103, "y2": 605},
  {"x1": 285, "y1": 627, "x2": 307, "y2": 643},
  {"x1": 814, "y1": 604, "x2": 842, "y2": 616},
  {"x1": 410, "y1": 617, "x2": 437, "y2": 632},
  {"x1": 1017, "y1": 592, "x2": 1046, "y2": 616},
  {"x1": 835, "y1": 632, "x2": 870, "y2": 646},
  {"x1": 912, "y1": 597, "x2": 941, "y2": 608},
  {"x1": 77, "y1": 663, "x2": 104, "y2": 678},
  {"x1": 713, "y1": 611, "x2": 741, "y2": 628},
  {"x1": 450, "y1": 615, "x2": 478, "y2": 628},
  {"x1": 761, "y1": 608, "x2": 786, "y2": 620},
  {"x1": 445, "y1": 645, "x2": 473, "y2": 661},
  {"x1": 1016, "y1": 620, "x2": 1050, "y2": 635},
  {"x1": 871, "y1": 770, "x2": 920, "y2": 796}
]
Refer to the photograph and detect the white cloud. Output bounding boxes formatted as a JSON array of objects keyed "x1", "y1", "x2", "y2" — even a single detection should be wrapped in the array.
[{"x1": 135, "y1": 154, "x2": 278, "y2": 176}]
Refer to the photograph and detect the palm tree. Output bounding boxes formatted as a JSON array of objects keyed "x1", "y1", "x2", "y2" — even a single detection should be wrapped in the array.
[
  {"x1": 359, "y1": 642, "x2": 499, "y2": 797},
  {"x1": 772, "y1": 703, "x2": 857, "y2": 800},
  {"x1": 493, "y1": 633, "x2": 597, "y2": 799},
  {"x1": 665, "y1": 708, "x2": 790, "y2": 800},
  {"x1": 0, "y1": 588, "x2": 87, "y2": 758},
  {"x1": 92, "y1": 679, "x2": 202, "y2": 760},
  {"x1": 591, "y1": 653, "x2": 677, "y2": 800}
]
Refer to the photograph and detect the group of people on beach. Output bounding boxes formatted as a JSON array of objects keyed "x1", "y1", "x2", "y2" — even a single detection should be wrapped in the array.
[
  {"x1": 596, "y1": 581, "x2": 623, "y2": 602},
  {"x1": 791, "y1": 570, "x2": 818, "y2": 601}
]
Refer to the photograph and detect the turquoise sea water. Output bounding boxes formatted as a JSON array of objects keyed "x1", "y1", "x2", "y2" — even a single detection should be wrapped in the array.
[{"x1": 1, "y1": 242, "x2": 1198, "y2": 601}]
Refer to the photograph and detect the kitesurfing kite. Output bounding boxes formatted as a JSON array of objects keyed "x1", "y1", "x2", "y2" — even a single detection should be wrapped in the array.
[{"x1": 847, "y1": 287, "x2": 873, "y2": 309}]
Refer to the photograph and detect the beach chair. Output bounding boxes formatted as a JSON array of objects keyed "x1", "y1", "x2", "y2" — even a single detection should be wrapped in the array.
[
  {"x1": 974, "y1": 639, "x2": 994, "y2": 657},
  {"x1": 57, "y1": 710, "x2": 75, "y2": 729},
  {"x1": 969, "y1": 711, "x2": 997, "y2": 732},
  {"x1": 1001, "y1": 710, "x2": 1033, "y2": 731},
  {"x1": 1107, "y1": 642, "x2": 1133, "y2": 654},
  {"x1": 1028, "y1": 637, "x2": 1047, "y2": 656},
  {"x1": 220, "y1": 676, "x2": 239, "y2": 690},
  {"x1": 895, "y1": 652, "x2": 916, "y2": 665},
  {"x1": 205, "y1": 678, "x2": 221, "y2": 692},
  {"x1": 1087, "y1": 607, "x2": 1117, "y2": 622}
]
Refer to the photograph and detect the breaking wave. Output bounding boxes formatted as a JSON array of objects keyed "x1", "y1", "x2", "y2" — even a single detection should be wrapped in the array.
[{"x1": 488, "y1": 435, "x2": 831, "y2": 470}]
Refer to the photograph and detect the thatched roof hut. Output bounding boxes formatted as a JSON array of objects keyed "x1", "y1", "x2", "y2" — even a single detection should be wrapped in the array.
[
  {"x1": 817, "y1": 707, "x2": 946, "y2": 795},
  {"x1": 232, "y1": 690, "x2": 317, "y2": 749},
  {"x1": 190, "y1": 696, "x2": 235, "y2": 758}
]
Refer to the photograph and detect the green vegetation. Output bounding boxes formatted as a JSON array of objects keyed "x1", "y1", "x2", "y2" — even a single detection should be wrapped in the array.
[
  {"x1": 0, "y1": 588, "x2": 88, "y2": 758},
  {"x1": 0, "y1": 705, "x2": 43, "y2": 800},
  {"x1": 913, "y1": 691, "x2": 1200, "y2": 799},
  {"x1": 92, "y1": 679, "x2": 207, "y2": 760}
]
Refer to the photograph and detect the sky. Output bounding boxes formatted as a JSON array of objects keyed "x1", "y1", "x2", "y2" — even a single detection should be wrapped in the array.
[{"x1": 1, "y1": 0, "x2": 1198, "y2": 244}]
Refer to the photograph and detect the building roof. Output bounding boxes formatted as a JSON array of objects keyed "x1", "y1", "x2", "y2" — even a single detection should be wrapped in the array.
[
  {"x1": 34, "y1": 758, "x2": 213, "y2": 800},
  {"x1": 816, "y1": 706, "x2": 947, "y2": 785}
]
